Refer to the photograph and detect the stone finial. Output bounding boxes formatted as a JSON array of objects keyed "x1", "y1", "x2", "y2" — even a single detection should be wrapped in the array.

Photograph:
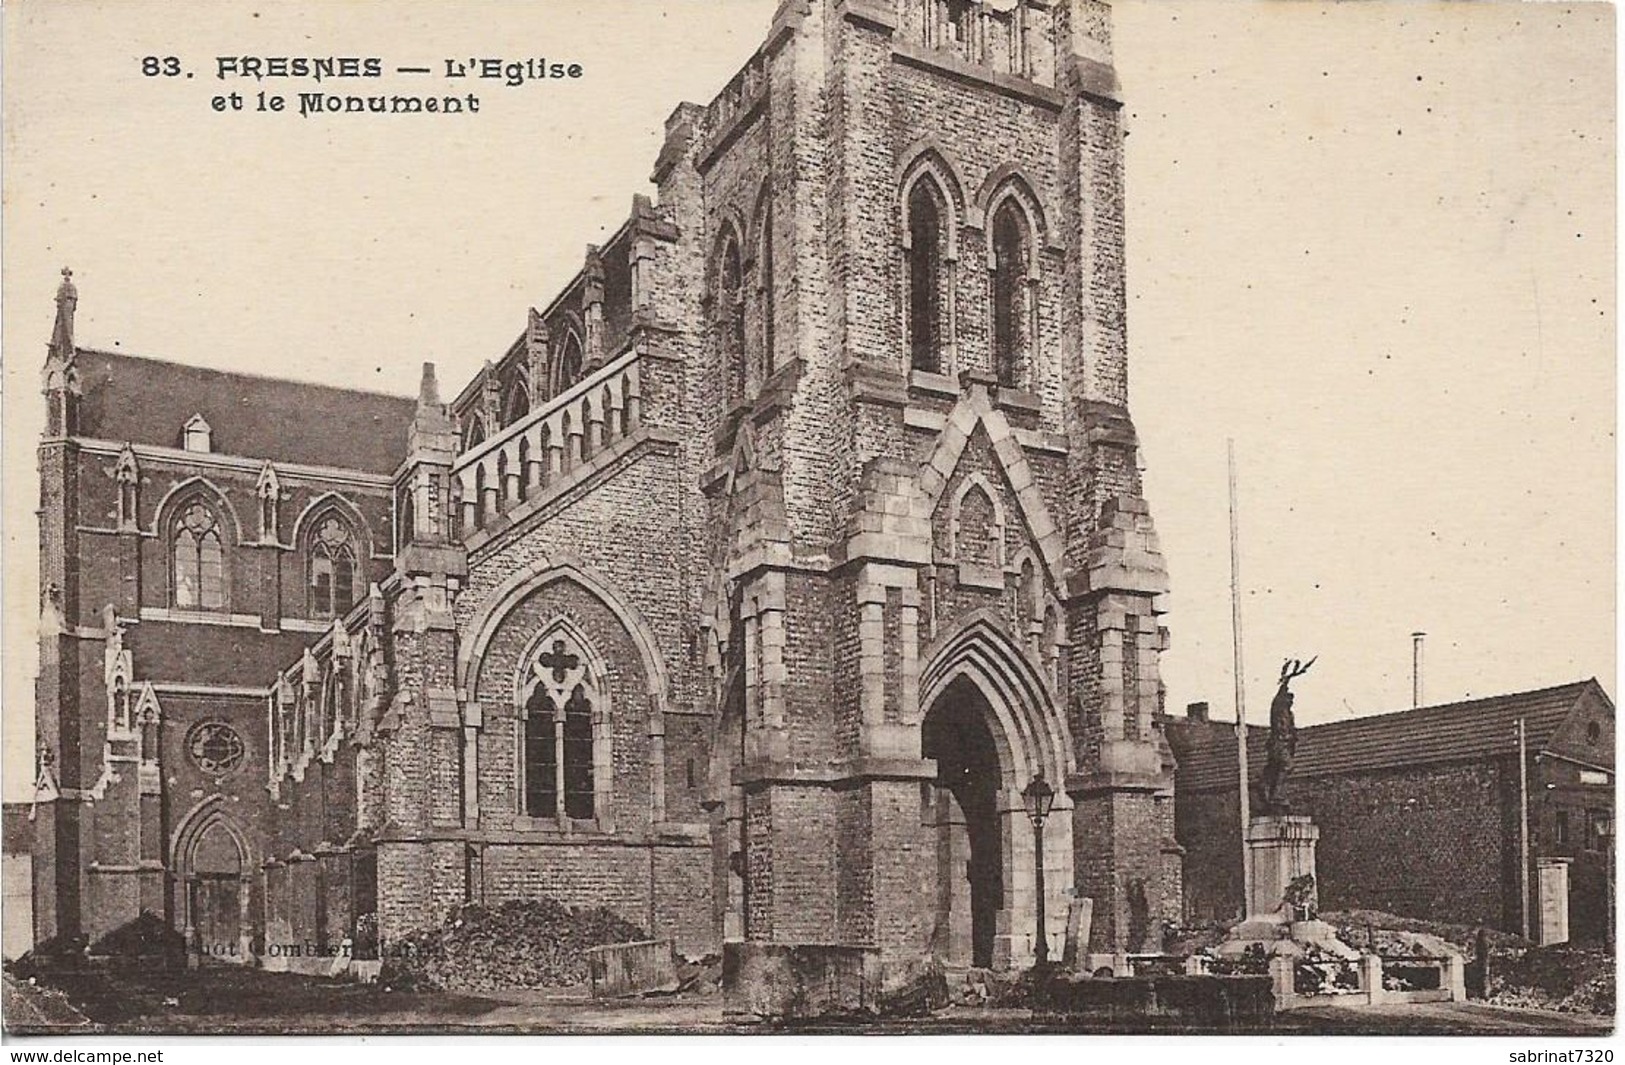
[
  {"x1": 35, "y1": 741, "x2": 60, "y2": 803},
  {"x1": 418, "y1": 361, "x2": 442, "y2": 408},
  {"x1": 44, "y1": 268, "x2": 83, "y2": 434},
  {"x1": 480, "y1": 359, "x2": 502, "y2": 427},
  {"x1": 583, "y1": 246, "x2": 606, "y2": 368},
  {"x1": 526, "y1": 308, "x2": 551, "y2": 398},
  {"x1": 49, "y1": 266, "x2": 78, "y2": 361},
  {"x1": 409, "y1": 361, "x2": 455, "y2": 445}
]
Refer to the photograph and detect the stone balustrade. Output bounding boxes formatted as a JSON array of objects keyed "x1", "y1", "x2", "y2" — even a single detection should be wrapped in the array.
[{"x1": 451, "y1": 345, "x2": 643, "y2": 535}]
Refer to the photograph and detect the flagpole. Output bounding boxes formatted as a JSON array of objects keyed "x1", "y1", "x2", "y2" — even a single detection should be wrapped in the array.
[
  {"x1": 1229, "y1": 439, "x2": 1254, "y2": 916},
  {"x1": 1518, "y1": 717, "x2": 1531, "y2": 939}
]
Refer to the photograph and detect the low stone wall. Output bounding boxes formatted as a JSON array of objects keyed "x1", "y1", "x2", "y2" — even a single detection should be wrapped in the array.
[{"x1": 1269, "y1": 953, "x2": 1465, "y2": 1010}]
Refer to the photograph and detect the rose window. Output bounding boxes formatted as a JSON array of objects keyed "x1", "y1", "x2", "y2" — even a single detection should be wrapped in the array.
[{"x1": 186, "y1": 721, "x2": 245, "y2": 775}]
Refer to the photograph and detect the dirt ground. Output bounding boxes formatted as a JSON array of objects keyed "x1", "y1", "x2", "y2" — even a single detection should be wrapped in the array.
[{"x1": 2, "y1": 964, "x2": 1613, "y2": 1036}]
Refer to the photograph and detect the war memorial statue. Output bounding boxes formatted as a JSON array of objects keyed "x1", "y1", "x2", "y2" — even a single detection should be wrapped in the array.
[{"x1": 1259, "y1": 657, "x2": 1315, "y2": 814}]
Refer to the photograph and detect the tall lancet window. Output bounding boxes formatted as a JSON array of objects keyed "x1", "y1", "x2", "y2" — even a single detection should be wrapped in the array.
[
  {"x1": 556, "y1": 333, "x2": 584, "y2": 394},
  {"x1": 173, "y1": 501, "x2": 225, "y2": 611},
  {"x1": 991, "y1": 200, "x2": 1031, "y2": 387},
  {"x1": 752, "y1": 196, "x2": 776, "y2": 380},
  {"x1": 308, "y1": 515, "x2": 358, "y2": 619},
  {"x1": 519, "y1": 628, "x2": 602, "y2": 822},
  {"x1": 717, "y1": 234, "x2": 745, "y2": 402},
  {"x1": 908, "y1": 180, "x2": 947, "y2": 373},
  {"x1": 502, "y1": 380, "x2": 530, "y2": 426}
]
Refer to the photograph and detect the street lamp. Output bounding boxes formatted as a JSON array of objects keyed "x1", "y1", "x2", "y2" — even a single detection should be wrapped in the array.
[{"x1": 1022, "y1": 770, "x2": 1056, "y2": 967}]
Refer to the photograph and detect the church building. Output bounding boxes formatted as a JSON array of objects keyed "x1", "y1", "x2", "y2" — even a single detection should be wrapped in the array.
[{"x1": 33, "y1": 0, "x2": 1180, "y2": 982}]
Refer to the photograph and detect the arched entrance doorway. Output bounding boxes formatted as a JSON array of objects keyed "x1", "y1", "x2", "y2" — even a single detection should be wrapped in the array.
[
  {"x1": 919, "y1": 615, "x2": 1076, "y2": 971},
  {"x1": 190, "y1": 822, "x2": 243, "y2": 962},
  {"x1": 173, "y1": 802, "x2": 252, "y2": 965},
  {"x1": 923, "y1": 676, "x2": 1006, "y2": 968}
]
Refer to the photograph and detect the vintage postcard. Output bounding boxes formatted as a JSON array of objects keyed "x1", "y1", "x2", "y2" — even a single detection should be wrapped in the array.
[{"x1": 1, "y1": 0, "x2": 1613, "y2": 1042}]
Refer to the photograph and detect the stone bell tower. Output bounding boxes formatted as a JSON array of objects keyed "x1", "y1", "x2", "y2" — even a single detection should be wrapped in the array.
[
  {"x1": 1055, "y1": 0, "x2": 1181, "y2": 956},
  {"x1": 691, "y1": 0, "x2": 1178, "y2": 1005}
]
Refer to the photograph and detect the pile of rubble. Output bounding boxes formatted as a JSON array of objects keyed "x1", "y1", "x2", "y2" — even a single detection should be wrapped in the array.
[
  {"x1": 1487, "y1": 945, "x2": 1615, "y2": 1016},
  {"x1": 378, "y1": 898, "x2": 646, "y2": 994}
]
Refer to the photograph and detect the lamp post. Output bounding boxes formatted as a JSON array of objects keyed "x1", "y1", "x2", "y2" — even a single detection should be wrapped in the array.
[{"x1": 1022, "y1": 770, "x2": 1056, "y2": 967}]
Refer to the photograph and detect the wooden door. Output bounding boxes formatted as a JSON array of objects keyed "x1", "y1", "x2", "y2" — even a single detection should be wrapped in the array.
[{"x1": 192, "y1": 874, "x2": 243, "y2": 964}]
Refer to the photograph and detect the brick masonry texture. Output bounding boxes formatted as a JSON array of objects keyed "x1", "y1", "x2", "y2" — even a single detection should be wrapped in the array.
[
  {"x1": 1171, "y1": 686, "x2": 1613, "y2": 943},
  {"x1": 33, "y1": 0, "x2": 1196, "y2": 974}
]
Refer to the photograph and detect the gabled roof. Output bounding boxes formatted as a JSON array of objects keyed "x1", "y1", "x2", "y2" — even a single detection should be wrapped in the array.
[
  {"x1": 1170, "y1": 679, "x2": 1612, "y2": 793},
  {"x1": 72, "y1": 350, "x2": 416, "y2": 474}
]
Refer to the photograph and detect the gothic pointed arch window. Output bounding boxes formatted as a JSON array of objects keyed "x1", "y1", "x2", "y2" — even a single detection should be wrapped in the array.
[
  {"x1": 990, "y1": 198, "x2": 1032, "y2": 387},
  {"x1": 518, "y1": 627, "x2": 603, "y2": 823},
  {"x1": 502, "y1": 379, "x2": 530, "y2": 426},
  {"x1": 907, "y1": 178, "x2": 949, "y2": 373},
  {"x1": 556, "y1": 332, "x2": 584, "y2": 393},
  {"x1": 308, "y1": 513, "x2": 359, "y2": 619},
  {"x1": 397, "y1": 484, "x2": 416, "y2": 552},
  {"x1": 752, "y1": 195, "x2": 776, "y2": 380},
  {"x1": 173, "y1": 499, "x2": 226, "y2": 611},
  {"x1": 712, "y1": 229, "x2": 746, "y2": 404},
  {"x1": 463, "y1": 415, "x2": 487, "y2": 452}
]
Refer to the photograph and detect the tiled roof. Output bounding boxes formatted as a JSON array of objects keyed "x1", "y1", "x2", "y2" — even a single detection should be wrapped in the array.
[
  {"x1": 74, "y1": 350, "x2": 415, "y2": 474},
  {"x1": 1170, "y1": 680, "x2": 1610, "y2": 793},
  {"x1": 1167, "y1": 720, "x2": 1267, "y2": 794}
]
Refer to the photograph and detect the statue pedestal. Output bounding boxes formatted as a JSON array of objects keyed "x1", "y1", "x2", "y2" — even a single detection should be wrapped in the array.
[
  {"x1": 1247, "y1": 814, "x2": 1318, "y2": 920},
  {"x1": 1218, "y1": 814, "x2": 1357, "y2": 960}
]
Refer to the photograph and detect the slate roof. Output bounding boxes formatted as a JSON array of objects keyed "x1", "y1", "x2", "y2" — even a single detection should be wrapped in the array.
[
  {"x1": 73, "y1": 349, "x2": 416, "y2": 475},
  {"x1": 1170, "y1": 680, "x2": 1610, "y2": 793}
]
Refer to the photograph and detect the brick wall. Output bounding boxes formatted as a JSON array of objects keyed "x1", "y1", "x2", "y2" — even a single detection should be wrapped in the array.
[
  {"x1": 1179, "y1": 761, "x2": 1517, "y2": 930},
  {"x1": 38, "y1": 0, "x2": 1187, "y2": 976}
]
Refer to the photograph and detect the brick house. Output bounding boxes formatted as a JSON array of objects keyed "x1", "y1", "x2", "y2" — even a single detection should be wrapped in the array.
[
  {"x1": 4, "y1": 804, "x2": 33, "y2": 959},
  {"x1": 1169, "y1": 680, "x2": 1615, "y2": 944},
  {"x1": 33, "y1": 0, "x2": 1183, "y2": 979}
]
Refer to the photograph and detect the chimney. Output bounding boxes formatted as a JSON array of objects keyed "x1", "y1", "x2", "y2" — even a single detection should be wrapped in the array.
[
  {"x1": 1186, "y1": 701, "x2": 1210, "y2": 723},
  {"x1": 1411, "y1": 631, "x2": 1426, "y2": 708}
]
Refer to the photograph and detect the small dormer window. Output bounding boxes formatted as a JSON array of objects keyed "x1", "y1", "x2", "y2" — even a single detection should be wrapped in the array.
[{"x1": 183, "y1": 414, "x2": 213, "y2": 453}]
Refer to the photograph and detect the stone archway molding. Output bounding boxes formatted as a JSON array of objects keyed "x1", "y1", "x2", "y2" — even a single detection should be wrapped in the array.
[
  {"x1": 170, "y1": 793, "x2": 249, "y2": 872},
  {"x1": 457, "y1": 556, "x2": 671, "y2": 709},
  {"x1": 919, "y1": 610, "x2": 1075, "y2": 792},
  {"x1": 919, "y1": 387, "x2": 1065, "y2": 594},
  {"x1": 169, "y1": 794, "x2": 253, "y2": 960}
]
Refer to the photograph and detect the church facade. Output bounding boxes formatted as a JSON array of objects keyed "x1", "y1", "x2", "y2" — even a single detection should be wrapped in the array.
[{"x1": 34, "y1": 0, "x2": 1179, "y2": 977}]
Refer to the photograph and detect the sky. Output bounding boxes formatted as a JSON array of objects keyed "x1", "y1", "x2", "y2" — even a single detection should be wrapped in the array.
[{"x1": 2, "y1": 1, "x2": 1614, "y2": 798}]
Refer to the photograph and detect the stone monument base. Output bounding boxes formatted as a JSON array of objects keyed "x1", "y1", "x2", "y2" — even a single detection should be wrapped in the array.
[
  {"x1": 1216, "y1": 912, "x2": 1358, "y2": 959},
  {"x1": 1218, "y1": 814, "x2": 1358, "y2": 960}
]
